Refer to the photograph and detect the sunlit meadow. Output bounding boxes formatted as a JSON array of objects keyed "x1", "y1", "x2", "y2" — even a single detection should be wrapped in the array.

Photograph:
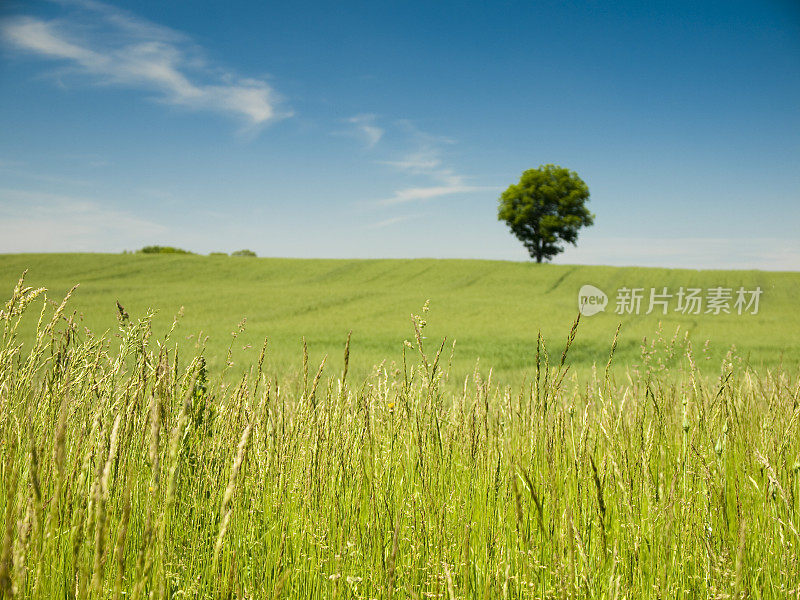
[{"x1": 1, "y1": 270, "x2": 798, "y2": 598}]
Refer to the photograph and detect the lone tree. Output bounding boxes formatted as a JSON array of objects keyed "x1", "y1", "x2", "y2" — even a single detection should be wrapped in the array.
[{"x1": 498, "y1": 164, "x2": 594, "y2": 263}]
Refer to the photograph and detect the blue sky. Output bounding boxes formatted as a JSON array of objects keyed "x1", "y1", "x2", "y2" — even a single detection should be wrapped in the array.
[{"x1": 1, "y1": 0, "x2": 799, "y2": 269}]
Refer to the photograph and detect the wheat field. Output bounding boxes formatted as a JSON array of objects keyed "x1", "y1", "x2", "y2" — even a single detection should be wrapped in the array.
[{"x1": 1, "y1": 273, "x2": 799, "y2": 599}]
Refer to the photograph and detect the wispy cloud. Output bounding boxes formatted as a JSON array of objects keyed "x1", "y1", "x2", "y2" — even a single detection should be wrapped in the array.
[
  {"x1": 0, "y1": 1, "x2": 290, "y2": 130},
  {"x1": 0, "y1": 160, "x2": 93, "y2": 187},
  {"x1": 0, "y1": 188, "x2": 167, "y2": 252},
  {"x1": 62, "y1": 153, "x2": 111, "y2": 168},
  {"x1": 379, "y1": 181, "x2": 483, "y2": 206},
  {"x1": 339, "y1": 114, "x2": 384, "y2": 149},
  {"x1": 380, "y1": 150, "x2": 443, "y2": 173},
  {"x1": 367, "y1": 215, "x2": 417, "y2": 229},
  {"x1": 376, "y1": 124, "x2": 491, "y2": 206}
]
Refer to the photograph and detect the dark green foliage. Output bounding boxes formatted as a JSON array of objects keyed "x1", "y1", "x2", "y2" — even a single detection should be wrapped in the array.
[
  {"x1": 138, "y1": 245, "x2": 194, "y2": 255},
  {"x1": 231, "y1": 249, "x2": 257, "y2": 257},
  {"x1": 498, "y1": 164, "x2": 594, "y2": 263}
]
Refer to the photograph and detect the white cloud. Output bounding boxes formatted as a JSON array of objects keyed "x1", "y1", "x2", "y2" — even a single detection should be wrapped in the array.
[
  {"x1": 0, "y1": 188, "x2": 167, "y2": 252},
  {"x1": 1, "y1": 2, "x2": 290, "y2": 130},
  {"x1": 376, "y1": 127, "x2": 492, "y2": 205},
  {"x1": 335, "y1": 117, "x2": 489, "y2": 206},
  {"x1": 367, "y1": 215, "x2": 417, "y2": 229},
  {"x1": 340, "y1": 114, "x2": 384, "y2": 149},
  {"x1": 380, "y1": 151, "x2": 443, "y2": 173},
  {"x1": 378, "y1": 180, "x2": 488, "y2": 206}
]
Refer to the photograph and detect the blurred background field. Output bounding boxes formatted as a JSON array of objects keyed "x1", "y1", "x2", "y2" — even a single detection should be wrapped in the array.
[{"x1": 1, "y1": 253, "x2": 797, "y2": 384}]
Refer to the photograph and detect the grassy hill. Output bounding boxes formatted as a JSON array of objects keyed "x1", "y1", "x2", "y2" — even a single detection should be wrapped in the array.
[{"x1": 1, "y1": 253, "x2": 797, "y2": 383}]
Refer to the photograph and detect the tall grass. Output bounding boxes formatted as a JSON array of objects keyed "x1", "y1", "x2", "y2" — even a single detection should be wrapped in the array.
[{"x1": 0, "y1": 273, "x2": 798, "y2": 598}]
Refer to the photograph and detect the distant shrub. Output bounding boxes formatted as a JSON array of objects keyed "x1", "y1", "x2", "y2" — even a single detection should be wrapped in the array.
[
  {"x1": 232, "y1": 249, "x2": 257, "y2": 257},
  {"x1": 138, "y1": 245, "x2": 194, "y2": 255}
]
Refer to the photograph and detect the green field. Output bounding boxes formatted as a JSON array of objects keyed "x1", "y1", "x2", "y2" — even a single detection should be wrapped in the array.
[
  {"x1": 1, "y1": 253, "x2": 798, "y2": 383},
  {"x1": 1, "y1": 263, "x2": 798, "y2": 598}
]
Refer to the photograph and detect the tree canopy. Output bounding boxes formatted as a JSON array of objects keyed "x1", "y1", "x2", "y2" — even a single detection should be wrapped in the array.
[
  {"x1": 497, "y1": 165, "x2": 594, "y2": 263},
  {"x1": 137, "y1": 245, "x2": 194, "y2": 255}
]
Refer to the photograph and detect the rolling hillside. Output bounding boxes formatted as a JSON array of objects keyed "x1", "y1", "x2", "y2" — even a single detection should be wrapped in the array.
[{"x1": 1, "y1": 253, "x2": 797, "y2": 383}]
